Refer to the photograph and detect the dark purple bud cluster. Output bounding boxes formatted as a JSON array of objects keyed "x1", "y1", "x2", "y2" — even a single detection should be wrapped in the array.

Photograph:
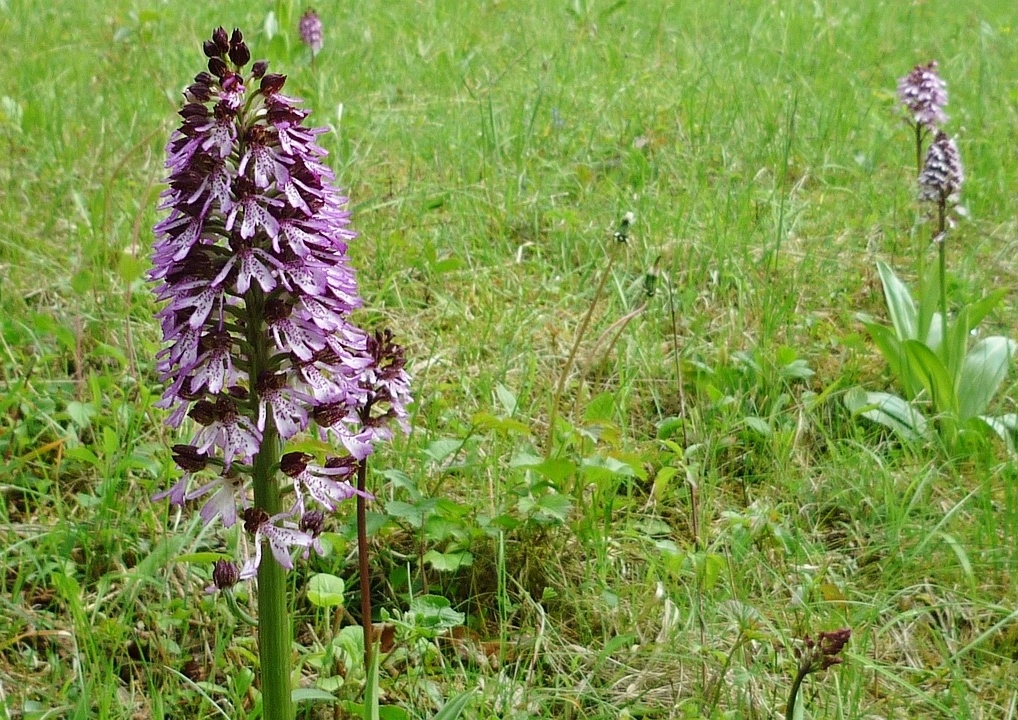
[
  {"x1": 919, "y1": 130, "x2": 964, "y2": 206},
  {"x1": 795, "y1": 627, "x2": 851, "y2": 675}
]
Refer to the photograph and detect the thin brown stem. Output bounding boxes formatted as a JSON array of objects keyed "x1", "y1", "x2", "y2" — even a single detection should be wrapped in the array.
[
  {"x1": 571, "y1": 302, "x2": 647, "y2": 420},
  {"x1": 666, "y1": 277, "x2": 688, "y2": 448},
  {"x1": 544, "y1": 244, "x2": 623, "y2": 457},
  {"x1": 914, "y1": 123, "x2": 924, "y2": 178}
]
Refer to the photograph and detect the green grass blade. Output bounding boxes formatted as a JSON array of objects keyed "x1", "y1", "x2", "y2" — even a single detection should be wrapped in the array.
[{"x1": 432, "y1": 689, "x2": 476, "y2": 720}]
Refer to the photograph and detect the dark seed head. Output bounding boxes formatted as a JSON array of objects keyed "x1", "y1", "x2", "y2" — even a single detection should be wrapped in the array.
[
  {"x1": 300, "y1": 510, "x2": 325, "y2": 537},
  {"x1": 212, "y1": 559, "x2": 240, "y2": 589},
  {"x1": 172, "y1": 444, "x2": 210, "y2": 472},
  {"x1": 207, "y1": 56, "x2": 228, "y2": 79},
  {"x1": 242, "y1": 507, "x2": 270, "y2": 534},
  {"x1": 212, "y1": 27, "x2": 230, "y2": 54},
  {"x1": 259, "y1": 73, "x2": 287, "y2": 96},
  {"x1": 280, "y1": 451, "x2": 312, "y2": 477},
  {"x1": 188, "y1": 400, "x2": 216, "y2": 426},
  {"x1": 229, "y1": 41, "x2": 250, "y2": 68}
]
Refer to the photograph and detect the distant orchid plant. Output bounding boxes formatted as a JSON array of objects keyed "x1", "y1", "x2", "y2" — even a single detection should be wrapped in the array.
[
  {"x1": 847, "y1": 62, "x2": 1017, "y2": 454},
  {"x1": 299, "y1": 8, "x2": 324, "y2": 59},
  {"x1": 150, "y1": 27, "x2": 409, "y2": 719}
]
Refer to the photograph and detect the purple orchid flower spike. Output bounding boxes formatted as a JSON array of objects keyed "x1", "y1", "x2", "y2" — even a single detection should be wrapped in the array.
[
  {"x1": 150, "y1": 27, "x2": 411, "y2": 582},
  {"x1": 299, "y1": 9, "x2": 324, "y2": 57}
]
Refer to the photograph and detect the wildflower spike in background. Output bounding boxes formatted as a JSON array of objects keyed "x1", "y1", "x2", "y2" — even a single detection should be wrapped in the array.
[
  {"x1": 897, "y1": 60, "x2": 948, "y2": 129},
  {"x1": 299, "y1": 9, "x2": 324, "y2": 57},
  {"x1": 919, "y1": 130, "x2": 964, "y2": 208},
  {"x1": 897, "y1": 60, "x2": 949, "y2": 175}
]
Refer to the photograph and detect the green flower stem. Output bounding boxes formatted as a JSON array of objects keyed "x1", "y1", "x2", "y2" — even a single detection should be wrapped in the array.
[
  {"x1": 225, "y1": 589, "x2": 258, "y2": 627},
  {"x1": 914, "y1": 123, "x2": 924, "y2": 177},
  {"x1": 357, "y1": 458, "x2": 373, "y2": 674},
  {"x1": 247, "y1": 286, "x2": 293, "y2": 720},
  {"x1": 937, "y1": 200, "x2": 947, "y2": 365},
  {"x1": 253, "y1": 426, "x2": 294, "y2": 720},
  {"x1": 785, "y1": 667, "x2": 808, "y2": 720}
]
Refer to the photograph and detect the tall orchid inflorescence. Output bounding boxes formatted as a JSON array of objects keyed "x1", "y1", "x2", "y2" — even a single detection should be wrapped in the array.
[
  {"x1": 897, "y1": 60, "x2": 948, "y2": 176},
  {"x1": 919, "y1": 130, "x2": 964, "y2": 211},
  {"x1": 897, "y1": 60, "x2": 948, "y2": 129},
  {"x1": 894, "y1": 59, "x2": 966, "y2": 244},
  {"x1": 150, "y1": 27, "x2": 410, "y2": 588},
  {"x1": 299, "y1": 9, "x2": 324, "y2": 58}
]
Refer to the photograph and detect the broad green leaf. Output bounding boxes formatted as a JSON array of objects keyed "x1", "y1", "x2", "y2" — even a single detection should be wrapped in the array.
[
  {"x1": 409, "y1": 594, "x2": 465, "y2": 630},
  {"x1": 471, "y1": 411, "x2": 532, "y2": 436},
  {"x1": 844, "y1": 387, "x2": 930, "y2": 441},
  {"x1": 923, "y1": 312, "x2": 944, "y2": 357},
  {"x1": 778, "y1": 358, "x2": 814, "y2": 380},
  {"x1": 528, "y1": 457, "x2": 577, "y2": 484},
  {"x1": 944, "y1": 310, "x2": 970, "y2": 380},
  {"x1": 652, "y1": 466, "x2": 679, "y2": 500},
  {"x1": 861, "y1": 319, "x2": 921, "y2": 399},
  {"x1": 494, "y1": 383, "x2": 518, "y2": 415},
  {"x1": 118, "y1": 251, "x2": 148, "y2": 284},
  {"x1": 961, "y1": 288, "x2": 1007, "y2": 334},
  {"x1": 744, "y1": 416, "x2": 772, "y2": 437},
  {"x1": 509, "y1": 451, "x2": 543, "y2": 467},
  {"x1": 980, "y1": 414, "x2": 1018, "y2": 454},
  {"x1": 292, "y1": 688, "x2": 337, "y2": 702},
  {"x1": 957, "y1": 336, "x2": 1016, "y2": 421},
  {"x1": 423, "y1": 550, "x2": 474, "y2": 572},
  {"x1": 424, "y1": 438, "x2": 464, "y2": 464},
  {"x1": 655, "y1": 416, "x2": 686, "y2": 440},
  {"x1": 423, "y1": 516, "x2": 466, "y2": 543},
  {"x1": 580, "y1": 455, "x2": 636, "y2": 476},
  {"x1": 699, "y1": 552, "x2": 725, "y2": 590},
  {"x1": 917, "y1": 263, "x2": 941, "y2": 345},
  {"x1": 65, "y1": 446, "x2": 100, "y2": 466},
  {"x1": 945, "y1": 289, "x2": 1007, "y2": 377},
  {"x1": 536, "y1": 492, "x2": 572, "y2": 521},
  {"x1": 307, "y1": 574, "x2": 346, "y2": 608},
  {"x1": 901, "y1": 340, "x2": 956, "y2": 415},
  {"x1": 385, "y1": 499, "x2": 438, "y2": 528},
  {"x1": 584, "y1": 392, "x2": 616, "y2": 423},
  {"x1": 877, "y1": 261, "x2": 917, "y2": 341},
  {"x1": 65, "y1": 401, "x2": 96, "y2": 429}
]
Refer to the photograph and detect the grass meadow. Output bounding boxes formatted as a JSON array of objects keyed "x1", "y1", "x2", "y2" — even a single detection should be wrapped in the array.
[{"x1": 3, "y1": 0, "x2": 1018, "y2": 717}]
